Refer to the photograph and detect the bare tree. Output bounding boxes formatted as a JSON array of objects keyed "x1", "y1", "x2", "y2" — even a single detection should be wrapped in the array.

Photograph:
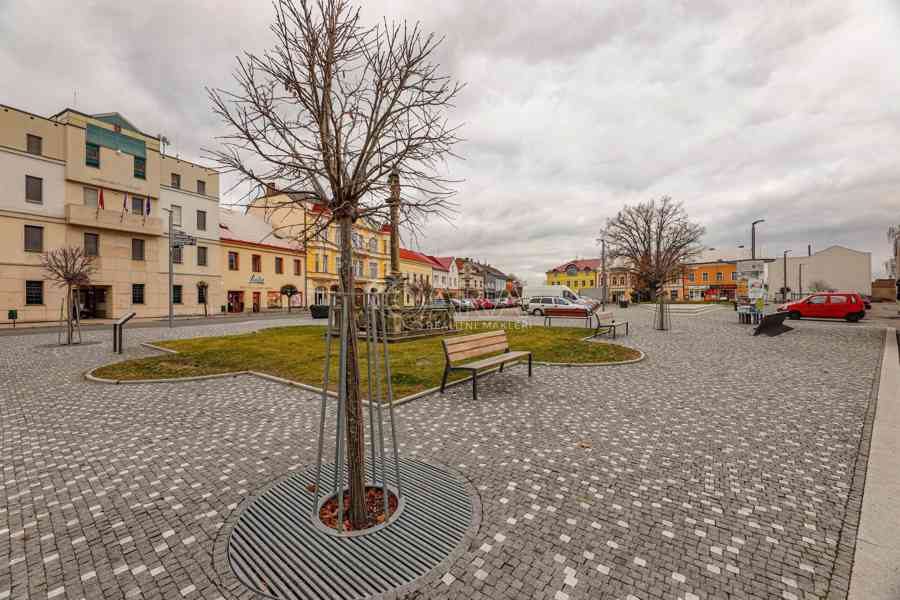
[
  {"x1": 280, "y1": 283, "x2": 299, "y2": 312},
  {"x1": 207, "y1": 0, "x2": 462, "y2": 528},
  {"x1": 602, "y1": 197, "x2": 704, "y2": 300},
  {"x1": 42, "y1": 247, "x2": 96, "y2": 345}
]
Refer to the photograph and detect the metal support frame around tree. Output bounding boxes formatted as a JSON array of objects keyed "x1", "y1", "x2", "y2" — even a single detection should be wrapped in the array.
[
  {"x1": 653, "y1": 288, "x2": 671, "y2": 331},
  {"x1": 312, "y1": 292, "x2": 403, "y2": 533}
]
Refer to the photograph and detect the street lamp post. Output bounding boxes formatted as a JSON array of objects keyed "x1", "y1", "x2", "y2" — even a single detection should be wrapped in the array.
[
  {"x1": 161, "y1": 208, "x2": 174, "y2": 328},
  {"x1": 596, "y1": 236, "x2": 607, "y2": 310},
  {"x1": 751, "y1": 219, "x2": 765, "y2": 260},
  {"x1": 783, "y1": 249, "x2": 791, "y2": 302},
  {"x1": 798, "y1": 263, "x2": 803, "y2": 297}
]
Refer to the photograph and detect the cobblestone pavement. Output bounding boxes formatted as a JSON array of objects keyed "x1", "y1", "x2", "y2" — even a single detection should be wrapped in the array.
[{"x1": 0, "y1": 308, "x2": 885, "y2": 599}]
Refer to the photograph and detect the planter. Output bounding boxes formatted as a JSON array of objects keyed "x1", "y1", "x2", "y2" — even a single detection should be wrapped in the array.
[{"x1": 310, "y1": 304, "x2": 330, "y2": 319}]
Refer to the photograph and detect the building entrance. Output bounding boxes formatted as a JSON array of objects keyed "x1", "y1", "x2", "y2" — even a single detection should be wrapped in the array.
[{"x1": 77, "y1": 286, "x2": 112, "y2": 319}]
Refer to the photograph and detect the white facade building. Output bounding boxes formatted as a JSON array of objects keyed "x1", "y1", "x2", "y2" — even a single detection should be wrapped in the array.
[{"x1": 766, "y1": 245, "x2": 872, "y2": 299}]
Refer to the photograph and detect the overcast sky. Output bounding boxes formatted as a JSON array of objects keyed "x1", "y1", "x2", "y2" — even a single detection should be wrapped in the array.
[{"x1": 3, "y1": 1, "x2": 899, "y2": 283}]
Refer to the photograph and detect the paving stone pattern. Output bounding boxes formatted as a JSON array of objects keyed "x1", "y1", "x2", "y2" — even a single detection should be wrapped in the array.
[{"x1": 0, "y1": 308, "x2": 884, "y2": 599}]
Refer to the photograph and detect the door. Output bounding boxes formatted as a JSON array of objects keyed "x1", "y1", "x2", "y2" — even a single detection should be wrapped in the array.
[
  {"x1": 827, "y1": 294, "x2": 849, "y2": 318},
  {"x1": 805, "y1": 295, "x2": 828, "y2": 318},
  {"x1": 252, "y1": 292, "x2": 261, "y2": 312},
  {"x1": 227, "y1": 291, "x2": 244, "y2": 313}
]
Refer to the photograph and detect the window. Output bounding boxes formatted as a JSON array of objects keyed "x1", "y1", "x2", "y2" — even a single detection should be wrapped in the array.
[
  {"x1": 26, "y1": 134, "x2": 42, "y2": 156},
  {"x1": 171, "y1": 205, "x2": 182, "y2": 226},
  {"x1": 134, "y1": 156, "x2": 146, "y2": 179},
  {"x1": 132, "y1": 283, "x2": 145, "y2": 304},
  {"x1": 323, "y1": 254, "x2": 329, "y2": 273},
  {"x1": 25, "y1": 176, "x2": 43, "y2": 204},
  {"x1": 197, "y1": 284, "x2": 207, "y2": 305},
  {"x1": 830, "y1": 295, "x2": 848, "y2": 304},
  {"x1": 131, "y1": 195, "x2": 145, "y2": 215},
  {"x1": 314, "y1": 254, "x2": 320, "y2": 272},
  {"x1": 731, "y1": 272, "x2": 737, "y2": 281},
  {"x1": 275, "y1": 257, "x2": 283, "y2": 274},
  {"x1": 688, "y1": 272, "x2": 695, "y2": 282},
  {"x1": 369, "y1": 261, "x2": 377, "y2": 279},
  {"x1": 716, "y1": 272, "x2": 723, "y2": 281},
  {"x1": 228, "y1": 251, "x2": 239, "y2": 270},
  {"x1": 172, "y1": 245, "x2": 183, "y2": 264},
  {"x1": 369, "y1": 238, "x2": 377, "y2": 252},
  {"x1": 197, "y1": 180, "x2": 206, "y2": 195},
  {"x1": 24, "y1": 225, "x2": 43, "y2": 252},
  {"x1": 809, "y1": 296, "x2": 827, "y2": 305},
  {"x1": 382, "y1": 240, "x2": 388, "y2": 253},
  {"x1": 196, "y1": 210, "x2": 207, "y2": 231},
  {"x1": 197, "y1": 246, "x2": 208, "y2": 266},
  {"x1": 25, "y1": 280, "x2": 44, "y2": 305},
  {"x1": 293, "y1": 259, "x2": 301, "y2": 276},
  {"x1": 86, "y1": 143, "x2": 100, "y2": 167},
  {"x1": 171, "y1": 173, "x2": 181, "y2": 188},
  {"x1": 84, "y1": 233, "x2": 99, "y2": 256},
  {"x1": 131, "y1": 238, "x2": 145, "y2": 261},
  {"x1": 702, "y1": 272, "x2": 709, "y2": 282},
  {"x1": 252, "y1": 254, "x2": 262, "y2": 272},
  {"x1": 336, "y1": 255, "x2": 341, "y2": 273},
  {"x1": 172, "y1": 285, "x2": 183, "y2": 304},
  {"x1": 84, "y1": 187, "x2": 99, "y2": 208}
]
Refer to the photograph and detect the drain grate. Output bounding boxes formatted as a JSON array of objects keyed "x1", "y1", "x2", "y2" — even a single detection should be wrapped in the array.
[{"x1": 227, "y1": 458, "x2": 474, "y2": 600}]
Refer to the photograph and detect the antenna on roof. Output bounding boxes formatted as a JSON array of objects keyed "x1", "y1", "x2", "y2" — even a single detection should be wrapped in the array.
[{"x1": 73, "y1": 89, "x2": 77, "y2": 108}]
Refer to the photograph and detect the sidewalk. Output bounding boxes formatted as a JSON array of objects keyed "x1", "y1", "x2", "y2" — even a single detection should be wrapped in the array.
[
  {"x1": 0, "y1": 309, "x2": 312, "y2": 336},
  {"x1": 849, "y1": 328, "x2": 900, "y2": 599}
]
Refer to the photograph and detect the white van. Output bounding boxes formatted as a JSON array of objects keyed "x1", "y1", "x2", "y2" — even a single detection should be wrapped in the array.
[{"x1": 521, "y1": 285, "x2": 593, "y2": 312}]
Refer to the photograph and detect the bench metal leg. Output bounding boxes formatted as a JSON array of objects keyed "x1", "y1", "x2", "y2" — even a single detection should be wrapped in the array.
[
  {"x1": 499, "y1": 362, "x2": 504, "y2": 372},
  {"x1": 440, "y1": 364, "x2": 450, "y2": 393},
  {"x1": 528, "y1": 353, "x2": 532, "y2": 377}
]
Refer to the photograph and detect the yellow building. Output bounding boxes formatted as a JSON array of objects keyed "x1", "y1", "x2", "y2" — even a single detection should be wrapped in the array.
[
  {"x1": 247, "y1": 195, "x2": 390, "y2": 305},
  {"x1": 0, "y1": 104, "x2": 221, "y2": 322},
  {"x1": 400, "y1": 248, "x2": 438, "y2": 305},
  {"x1": 219, "y1": 210, "x2": 305, "y2": 312},
  {"x1": 546, "y1": 259, "x2": 600, "y2": 292}
]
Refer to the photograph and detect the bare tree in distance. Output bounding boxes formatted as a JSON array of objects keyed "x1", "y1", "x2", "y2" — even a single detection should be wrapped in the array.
[
  {"x1": 207, "y1": 0, "x2": 463, "y2": 528},
  {"x1": 602, "y1": 197, "x2": 704, "y2": 300},
  {"x1": 42, "y1": 247, "x2": 96, "y2": 345}
]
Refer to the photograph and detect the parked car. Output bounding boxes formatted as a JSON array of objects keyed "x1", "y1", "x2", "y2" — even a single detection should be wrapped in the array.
[
  {"x1": 457, "y1": 298, "x2": 476, "y2": 311},
  {"x1": 474, "y1": 298, "x2": 495, "y2": 310},
  {"x1": 777, "y1": 291, "x2": 866, "y2": 322},
  {"x1": 526, "y1": 296, "x2": 592, "y2": 316},
  {"x1": 431, "y1": 298, "x2": 452, "y2": 308}
]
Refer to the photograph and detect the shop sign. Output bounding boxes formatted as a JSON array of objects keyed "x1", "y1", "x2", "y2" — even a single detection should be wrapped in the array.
[{"x1": 249, "y1": 274, "x2": 265, "y2": 284}]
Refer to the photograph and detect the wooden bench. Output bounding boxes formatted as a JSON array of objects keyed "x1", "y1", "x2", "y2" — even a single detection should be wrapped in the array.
[
  {"x1": 441, "y1": 330, "x2": 532, "y2": 400},
  {"x1": 543, "y1": 306, "x2": 594, "y2": 328}
]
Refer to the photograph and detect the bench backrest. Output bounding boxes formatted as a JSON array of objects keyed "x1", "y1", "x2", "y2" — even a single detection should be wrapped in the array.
[
  {"x1": 544, "y1": 307, "x2": 589, "y2": 317},
  {"x1": 443, "y1": 330, "x2": 509, "y2": 363},
  {"x1": 591, "y1": 307, "x2": 614, "y2": 322}
]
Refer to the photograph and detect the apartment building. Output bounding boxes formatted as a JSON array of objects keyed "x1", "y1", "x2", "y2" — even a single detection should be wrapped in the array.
[
  {"x1": 220, "y1": 210, "x2": 304, "y2": 313},
  {"x1": 246, "y1": 194, "x2": 390, "y2": 306},
  {"x1": 0, "y1": 104, "x2": 220, "y2": 322}
]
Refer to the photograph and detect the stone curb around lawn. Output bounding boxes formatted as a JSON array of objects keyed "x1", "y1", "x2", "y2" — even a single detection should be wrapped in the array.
[{"x1": 84, "y1": 341, "x2": 645, "y2": 404}]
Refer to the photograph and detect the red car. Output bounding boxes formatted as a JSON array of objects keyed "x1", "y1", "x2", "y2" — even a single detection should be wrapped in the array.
[
  {"x1": 778, "y1": 291, "x2": 866, "y2": 322},
  {"x1": 474, "y1": 298, "x2": 495, "y2": 310}
]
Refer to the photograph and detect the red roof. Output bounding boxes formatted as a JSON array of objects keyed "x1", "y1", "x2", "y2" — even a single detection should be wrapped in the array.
[
  {"x1": 400, "y1": 248, "x2": 443, "y2": 268},
  {"x1": 431, "y1": 256, "x2": 455, "y2": 271},
  {"x1": 380, "y1": 224, "x2": 393, "y2": 233},
  {"x1": 548, "y1": 258, "x2": 603, "y2": 273}
]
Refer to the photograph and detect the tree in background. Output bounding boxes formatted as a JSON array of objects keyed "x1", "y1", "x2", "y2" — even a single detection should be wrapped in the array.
[
  {"x1": 280, "y1": 284, "x2": 300, "y2": 312},
  {"x1": 197, "y1": 281, "x2": 209, "y2": 317},
  {"x1": 208, "y1": 0, "x2": 462, "y2": 528},
  {"x1": 602, "y1": 197, "x2": 704, "y2": 300},
  {"x1": 42, "y1": 247, "x2": 96, "y2": 345}
]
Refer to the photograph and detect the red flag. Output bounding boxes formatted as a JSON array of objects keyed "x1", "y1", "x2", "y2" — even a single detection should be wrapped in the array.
[{"x1": 98, "y1": 188, "x2": 105, "y2": 210}]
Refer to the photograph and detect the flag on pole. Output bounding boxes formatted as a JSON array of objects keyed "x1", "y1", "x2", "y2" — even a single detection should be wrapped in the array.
[
  {"x1": 121, "y1": 192, "x2": 127, "y2": 221},
  {"x1": 98, "y1": 188, "x2": 105, "y2": 210},
  {"x1": 146, "y1": 196, "x2": 151, "y2": 216}
]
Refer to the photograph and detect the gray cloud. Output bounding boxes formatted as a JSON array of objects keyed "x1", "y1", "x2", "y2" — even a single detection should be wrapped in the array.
[{"x1": 3, "y1": 0, "x2": 900, "y2": 284}]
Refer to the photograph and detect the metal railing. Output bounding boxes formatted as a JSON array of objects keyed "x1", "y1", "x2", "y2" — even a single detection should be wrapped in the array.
[{"x1": 112, "y1": 312, "x2": 137, "y2": 354}]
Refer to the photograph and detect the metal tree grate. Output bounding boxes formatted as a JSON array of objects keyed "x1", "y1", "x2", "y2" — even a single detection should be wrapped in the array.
[{"x1": 227, "y1": 457, "x2": 474, "y2": 600}]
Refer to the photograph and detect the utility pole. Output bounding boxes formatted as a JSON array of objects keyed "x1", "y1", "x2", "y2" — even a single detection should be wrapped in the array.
[
  {"x1": 798, "y1": 263, "x2": 803, "y2": 297},
  {"x1": 600, "y1": 237, "x2": 607, "y2": 310},
  {"x1": 783, "y1": 249, "x2": 791, "y2": 302},
  {"x1": 751, "y1": 219, "x2": 765, "y2": 260}
]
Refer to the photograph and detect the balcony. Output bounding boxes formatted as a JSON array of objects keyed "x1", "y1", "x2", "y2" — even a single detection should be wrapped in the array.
[{"x1": 66, "y1": 204, "x2": 164, "y2": 236}]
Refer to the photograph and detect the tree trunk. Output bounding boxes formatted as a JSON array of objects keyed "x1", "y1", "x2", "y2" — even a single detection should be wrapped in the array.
[
  {"x1": 66, "y1": 284, "x2": 73, "y2": 345},
  {"x1": 339, "y1": 212, "x2": 367, "y2": 528}
]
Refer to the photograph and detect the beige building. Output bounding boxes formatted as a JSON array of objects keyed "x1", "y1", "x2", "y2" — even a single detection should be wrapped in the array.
[
  {"x1": 220, "y1": 210, "x2": 305, "y2": 313},
  {"x1": 0, "y1": 104, "x2": 222, "y2": 322},
  {"x1": 766, "y1": 245, "x2": 872, "y2": 300},
  {"x1": 246, "y1": 194, "x2": 391, "y2": 305}
]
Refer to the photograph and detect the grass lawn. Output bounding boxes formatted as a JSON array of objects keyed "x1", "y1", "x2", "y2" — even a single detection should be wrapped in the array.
[{"x1": 92, "y1": 322, "x2": 641, "y2": 400}]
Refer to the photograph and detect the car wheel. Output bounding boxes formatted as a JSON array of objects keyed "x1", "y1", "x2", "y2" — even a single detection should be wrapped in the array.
[
  {"x1": 532, "y1": 309, "x2": 543, "y2": 316},
  {"x1": 789, "y1": 311, "x2": 801, "y2": 320},
  {"x1": 846, "y1": 312, "x2": 862, "y2": 323}
]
